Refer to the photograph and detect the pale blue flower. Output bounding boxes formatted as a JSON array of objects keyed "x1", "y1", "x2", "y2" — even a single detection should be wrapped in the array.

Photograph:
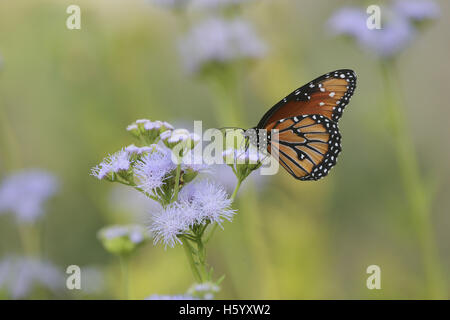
[
  {"x1": 91, "y1": 149, "x2": 131, "y2": 180},
  {"x1": 393, "y1": 0, "x2": 439, "y2": 22},
  {"x1": 178, "y1": 17, "x2": 266, "y2": 73},
  {"x1": 178, "y1": 180, "x2": 235, "y2": 226},
  {"x1": 100, "y1": 224, "x2": 149, "y2": 244},
  {"x1": 126, "y1": 119, "x2": 173, "y2": 144},
  {"x1": 328, "y1": 7, "x2": 368, "y2": 40},
  {"x1": 0, "y1": 256, "x2": 63, "y2": 299},
  {"x1": 149, "y1": 181, "x2": 235, "y2": 248},
  {"x1": 0, "y1": 169, "x2": 59, "y2": 223},
  {"x1": 328, "y1": 1, "x2": 439, "y2": 58},
  {"x1": 329, "y1": 6, "x2": 414, "y2": 58},
  {"x1": 150, "y1": 203, "x2": 196, "y2": 247},
  {"x1": 134, "y1": 145, "x2": 176, "y2": 194},
  {"x1": 144, "y1": 120, "x2": 174, "y2": 131},
  {"x1": 160, "y1": 128, "x2": 201, "y2": 150},
  {"x1": 124, "y1": 144, "x2": 154, "y2": 156},
  {"x1": 98, "y1": 224, "x2": 150, "y2": 255},
  {"x1": 222, "y1": 147, "x2": 264, "y2": 181},
  {"x1": 364, "y1": 14, "x2": 415, "y2": 57}
]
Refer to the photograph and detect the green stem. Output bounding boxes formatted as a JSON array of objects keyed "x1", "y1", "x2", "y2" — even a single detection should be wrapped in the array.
[
  {"x1": 208, "y1": 65, "x2": 243, "y2": 127},
  {"x1": 239, "y1": 181, "x2": 279, "y2": 298},
  {"x1": 17, "y1": 223, "x2": 40, "y2": 257},
  {"x1": 230, "y1": 179, "x2": 243, "y2": 202},
  {"x1": 196, "y1": 238, "x2": 208, "y2": 281},
  {"x1": 182, "y1": 237, "x2": 202, "y2": 283},
  {"x1": 119, "y1": 255, "x2": 130, "y2": 300},
  {"x1": 0, "y1": 105, "x2": 22, "y2": 169},
  {"x1": 173, "y1": 163, "x2": 182, "y2": 201},
  {"x1": 380, "y1": 61, "x2": 446, "y2": 299}
]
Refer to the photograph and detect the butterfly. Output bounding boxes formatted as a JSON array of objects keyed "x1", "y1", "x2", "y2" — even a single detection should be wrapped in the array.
[{"x1": 247, "y1": 69, "x2": 357, "y2": 181}]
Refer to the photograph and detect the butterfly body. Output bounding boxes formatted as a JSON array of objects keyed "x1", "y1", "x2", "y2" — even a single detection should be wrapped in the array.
[{"x1": 249, "y1": 69, "x2": 357, "y2": 180}]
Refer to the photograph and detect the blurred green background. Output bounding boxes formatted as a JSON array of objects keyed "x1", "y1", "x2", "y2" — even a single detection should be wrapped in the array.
[{"x1": 0, "y1": 0, "x2": 449, "y2": 299}]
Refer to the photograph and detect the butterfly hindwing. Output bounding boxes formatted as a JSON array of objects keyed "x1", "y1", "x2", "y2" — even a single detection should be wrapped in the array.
[{"x1": 266, "y1": 115, "x2": 341, "y2": 181}]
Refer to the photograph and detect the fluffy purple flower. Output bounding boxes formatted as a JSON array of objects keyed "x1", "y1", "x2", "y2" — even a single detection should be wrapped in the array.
[
  {"x1": 134, "y1": 145, "x2": 176, "y2": 194},
  {"x1": 178, "y1": 17, "x2": 266, "y2": 73},
  {"x1": 149, "y1": 203, "x2": 196, "y2": 247},
  {"x1": 150, "y1": 180, "x2": 235, "y2": 247},
  {"x1": 0, "y1": 169, "x2": 59, "y2": 223},
  {"x1": 91, "y1": 149, "x2": 131, "y2": 180},
  {"x1": 178, "y1": 180, "x2": 235, "y2": 226}
]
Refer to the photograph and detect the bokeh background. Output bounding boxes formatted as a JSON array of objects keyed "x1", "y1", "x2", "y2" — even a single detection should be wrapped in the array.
[{"x1": 0, "y1": 0, "x2": 449, "y2": 299}]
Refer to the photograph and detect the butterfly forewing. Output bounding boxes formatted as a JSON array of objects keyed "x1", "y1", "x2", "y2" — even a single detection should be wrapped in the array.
[
  {"x1": 267, "y1": 115, "x2": 341, "y2": 181},
  {"x1": 257, "y1": 69, "x2": 356, "y2": 128}
]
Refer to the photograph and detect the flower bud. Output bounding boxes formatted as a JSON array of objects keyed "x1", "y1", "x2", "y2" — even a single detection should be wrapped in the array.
[
  {"x1": 127, "y1": 119, "x2": 174, "y2": 145},
  {"x1": 98, "y1": 225, "x2": 149, "y2": 256},
  {"x1": 161, "y1": 129, "x2": 201, "y2": 161},
  {"x1": 222, "y1": 148, "x2": 264, "y2": 182}
]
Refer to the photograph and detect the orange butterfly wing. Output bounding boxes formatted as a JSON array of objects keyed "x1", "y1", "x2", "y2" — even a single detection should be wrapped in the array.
[
  {"x1": 256, "y1": 69, "x2": 356, "y2": 127},
  {"x1": 266, "y1": 115, "x2": 341, "y2": 180}
]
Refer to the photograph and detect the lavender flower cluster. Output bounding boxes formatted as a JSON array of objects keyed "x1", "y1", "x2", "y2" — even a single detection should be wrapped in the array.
[
  {"x1": 148, "y1": 0, "x2": 266, "y2": 74},
  {"x1": 178, "y1": 17, "x2": 267, "y2": 73},
  {"x1": 328, "y1": 0, "x2": 439, "y2": 58},
  {"x1": 0, "y1": 169, "x2": 59, "y2": 223},
  {"x1": 150, "y1": 180, "x2": 235, "y2": 247},
  {"x1": 92, "y1": 119, "x2": 260, "y2": 250}
]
